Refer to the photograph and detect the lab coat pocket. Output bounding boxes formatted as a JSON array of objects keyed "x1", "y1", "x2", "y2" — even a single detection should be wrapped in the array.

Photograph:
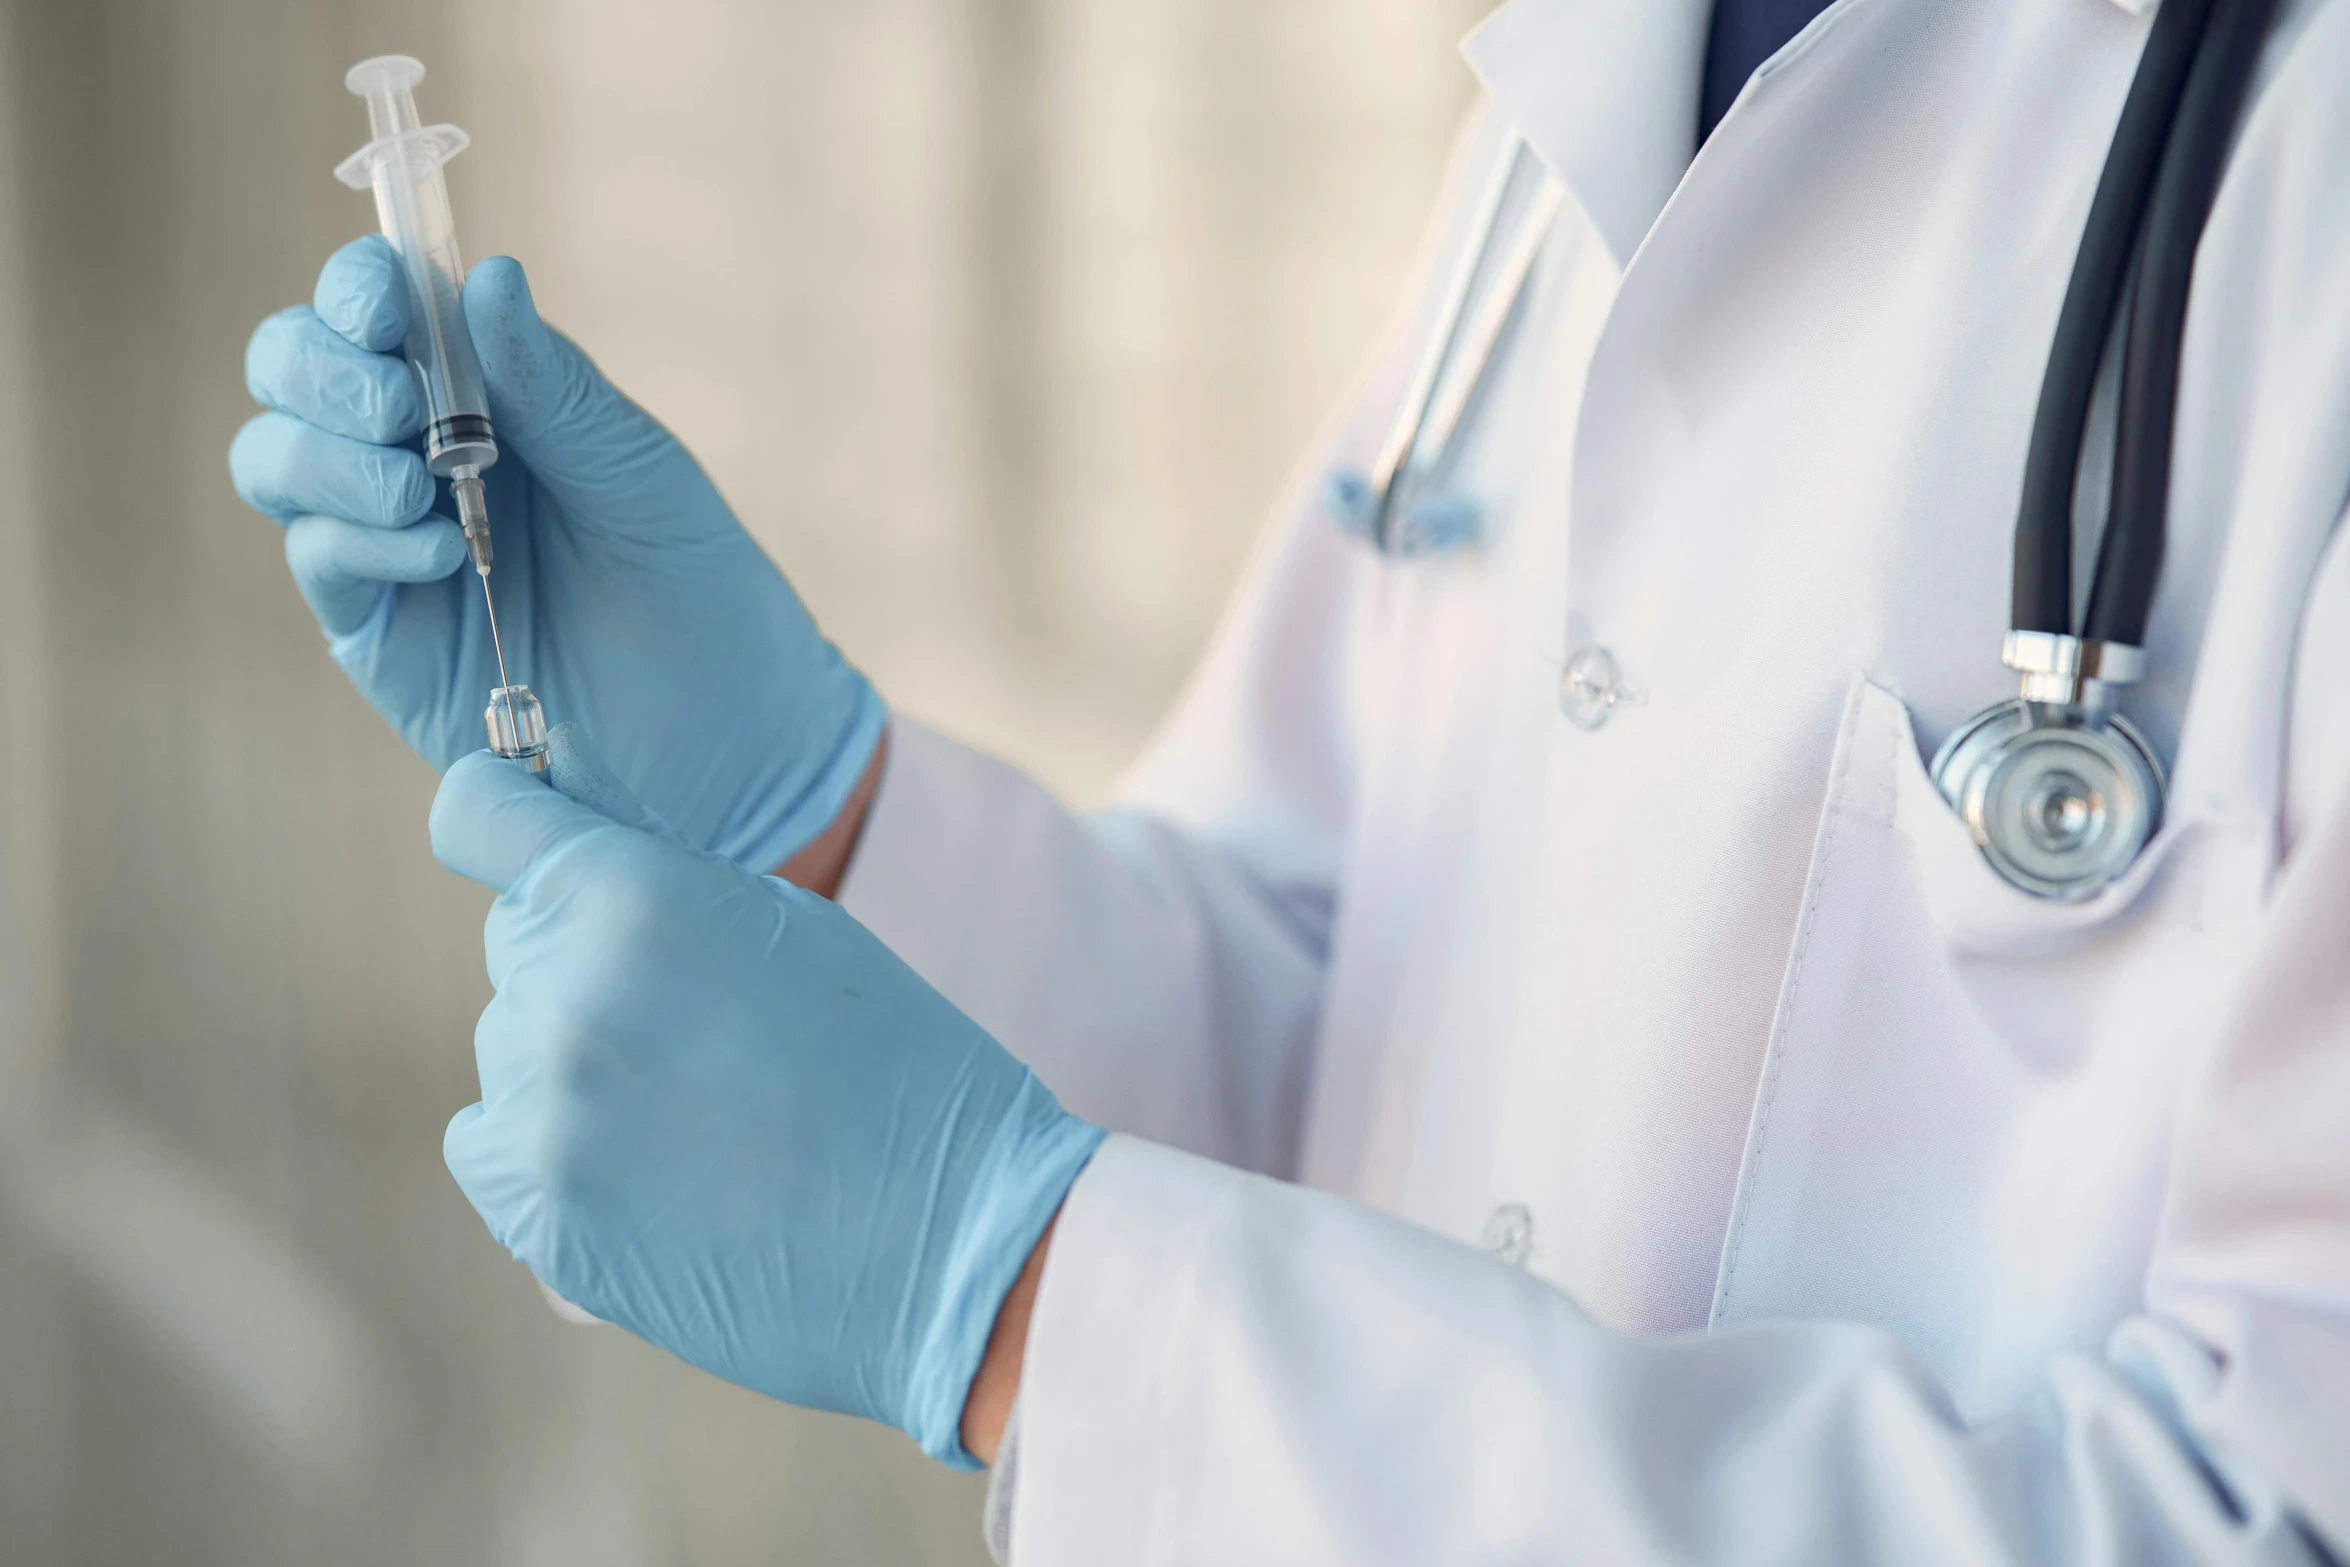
[
  {"x1": 1890, "y1": 703, "x2": 2195, "y2": 965},
  {"x1": 1884, "y1": 689, "x2": 2219, "y2": 1070},
  {"x1": 1710, "y1": 676, "x2": 2257, "y2": 1419}
]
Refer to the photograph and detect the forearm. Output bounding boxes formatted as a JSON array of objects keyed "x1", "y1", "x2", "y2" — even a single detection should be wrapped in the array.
[
  {"x1": 778, "y1": 725, "x2": 1045, "y2": 1464},
  {"x1": 773, "y1": 730, "x2": 887, "y2": 898},
  {"x1": 773, "y1": 720, "x2": 1048, "y2": 1466},
  {"x1": 962, "y1": 1218, "x2": 1053, "y2": 1465}
]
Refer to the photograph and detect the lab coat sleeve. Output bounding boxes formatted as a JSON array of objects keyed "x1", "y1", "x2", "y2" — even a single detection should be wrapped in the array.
[
  {"x1": 837, "y1": 108, "x2": 1503, "y2": 1177},
  {"x1": 1004, "y1": 793, "x2": 2350, "y2": 1566},
  {"x1": 834, "y1": 716, "x2": 1338, "y2": 1176},
  {"x1": 829, "y1": 365, "x2": 1375, "y2": 1176}
]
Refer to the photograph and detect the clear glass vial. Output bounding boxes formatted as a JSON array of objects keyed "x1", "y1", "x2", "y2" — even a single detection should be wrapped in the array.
[{"x1": 486, "y1": 685, "x2": 550, "y2": 772}]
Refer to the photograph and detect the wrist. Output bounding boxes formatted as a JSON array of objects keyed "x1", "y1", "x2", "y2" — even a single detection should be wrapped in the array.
[
  {"x1": 904, "y1": 1085, "x2": 1101, "y2": 1468},
  {"x1": 775, "y1": 724, "x2": 886, "y2": 897},
  {"x1": 728, "y1": 678, "x2": 886, "y2": 880},
  {"x1": 961, "y1": 1216, "x2": 1053, "y2": 1465}
]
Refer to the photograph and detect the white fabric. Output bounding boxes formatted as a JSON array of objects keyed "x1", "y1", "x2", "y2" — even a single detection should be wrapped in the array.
[
  {"x1": 845, "y1": 717, "x2": 1326, "y2": 1176},
  {"x1": 1016, "y1": 1137, "x2": 2329, "y2": 1565},
  {"x1": 840, "y1": 0, "x2": 2350, "y2": 1556},
  {"x1": 982, "y1": 1399, "x2": 1020, "y2": 1566}
]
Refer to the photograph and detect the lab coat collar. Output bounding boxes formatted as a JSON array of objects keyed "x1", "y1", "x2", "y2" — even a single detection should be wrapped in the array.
[
  {"x1": 1459, "y1": 0, "x2": 2154, "y2": 268},
  {"x1": 1459, "y1": 0, "x2": 1711, "y2": 269}
]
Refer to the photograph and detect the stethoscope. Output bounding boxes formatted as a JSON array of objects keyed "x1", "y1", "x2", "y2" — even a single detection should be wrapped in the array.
[
  {"x1": 1332, "y1": 0, "x2": 2276, "y2": 902},
  {"x1": 1928, "y1": 0, "x2": 2274, "y2": 899},
  {"x1": 1323, "y1": 134, "x2": 1563, "y2": 556}
]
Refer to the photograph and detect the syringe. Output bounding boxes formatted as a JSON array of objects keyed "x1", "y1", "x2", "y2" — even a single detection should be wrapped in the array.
[{"x1": 336, "y1": 55, "x2": 548, "y2": 772}]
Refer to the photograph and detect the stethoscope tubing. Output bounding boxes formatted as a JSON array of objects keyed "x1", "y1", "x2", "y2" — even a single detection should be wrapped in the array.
[
  {"x1": 2013, "y1": 0, "x2": 2275, "y2": 648},
  {"x1": 1931, "y1": 0, "x2": 2278, "y2": 902},
  {"x1": 1419, "y1": 180, "x2": 1566, "y2": 482},
  {"x1": 2088, "y1": 0, "x2": 2281, "y2": 647},
  {"x1": 1364, "y1": 134, "x2": 1560, "y2": 553},
  {"x1": 2012, "y1": 0, "x2": 2214, "y2": 635}
]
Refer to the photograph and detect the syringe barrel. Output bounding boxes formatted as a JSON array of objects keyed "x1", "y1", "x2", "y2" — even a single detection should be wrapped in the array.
[
  {"x1": 371, "y1": 154, "x2": 496, "y2": 475},
  {"x1": 335, "y1": 58, "x2": 497, "y2": 478}
]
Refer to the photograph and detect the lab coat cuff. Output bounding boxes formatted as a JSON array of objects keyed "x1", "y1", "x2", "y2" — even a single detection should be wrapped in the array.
[
  {"x1": 1004, "y1": 1134, "x2": 1247, "y2": 1563},
  {"x1": 981, "y1": 1398, "x2": 1021, "y2": 1565},
  {"x1": 838, "y1": 717, "x2": 1031, "y2": 960}
]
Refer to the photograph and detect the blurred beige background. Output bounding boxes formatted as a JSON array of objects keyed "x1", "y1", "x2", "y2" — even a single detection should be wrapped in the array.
[{"x1": 0, "y1": 0, "x2": 1484, "y2": 1561}]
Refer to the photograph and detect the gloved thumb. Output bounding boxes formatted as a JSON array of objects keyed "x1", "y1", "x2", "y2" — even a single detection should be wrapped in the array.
[
  {"x1": 462, "y1": 257, "x2": 695, "y2": 524},
  {"x1": 430, "y1": 723, "x2": 677, "y2": 893}
]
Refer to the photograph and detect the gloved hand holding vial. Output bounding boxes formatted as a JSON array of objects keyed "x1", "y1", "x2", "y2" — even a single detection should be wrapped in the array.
[{"x1": 335, "y1": 55, "x2": 544, "y2": 769}]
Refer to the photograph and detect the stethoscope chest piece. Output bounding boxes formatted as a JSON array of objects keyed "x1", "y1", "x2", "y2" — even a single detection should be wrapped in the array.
[
  {"x1": 1928, "y1": 0, "x2": 2275, "y2": 901},
  {"x1": 1930, "y1": 698, "x2": 2163, "y2": 902}
]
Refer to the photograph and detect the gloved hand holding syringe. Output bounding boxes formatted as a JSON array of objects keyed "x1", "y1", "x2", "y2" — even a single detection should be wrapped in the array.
[
  {"x1": 335, "y1": 55, "x2": 547, "y2": 771},
  {"x1": 232, "y1": 58, "x2": 882, "y2": 869},
  {"x1": 239, "y1": 53, "x2": 1093, "y2": 1439}
]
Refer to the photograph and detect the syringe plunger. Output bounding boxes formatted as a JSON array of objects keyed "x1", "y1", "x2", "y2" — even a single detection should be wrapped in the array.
[
  {"x1": 334, "y1": 56, "x2": 497, "y2": 479},
  {"x1": 347, "y1": 54, "x2": 424, "y2": 140}
]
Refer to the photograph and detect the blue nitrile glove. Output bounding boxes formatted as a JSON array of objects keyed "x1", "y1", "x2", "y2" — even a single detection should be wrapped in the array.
[
  {"x1": 430, "y1": 724, "x2": 1104, "y2": 1466},
  {"x1": 229, "y1": 238, "x2": 883, "y2": 871}
]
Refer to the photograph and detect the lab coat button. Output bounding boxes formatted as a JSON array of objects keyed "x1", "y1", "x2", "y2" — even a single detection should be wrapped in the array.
[
  {"x1": 1482, "y1": 1203, "x2": 1534, "y2": 1266},
  {"x1": 1559, "y1": 646, "x2": 1624, "y2": 729}
]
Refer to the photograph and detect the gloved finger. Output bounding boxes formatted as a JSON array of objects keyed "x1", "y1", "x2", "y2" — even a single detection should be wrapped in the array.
[
  {"x1": 456, "y1": 997, "x2": 537, "y2": 1144},
  {"x1": 285, "y1": 513, "x2": 465, "y2": 635},
  {"x1": 463, "y1": 256, "x2": 701, "y2": 528},
  {"x1": 435, "y1": 723, "x2": 695, "y2": 892},
  {"x1": 432, "y1": 747, "x2": 634, "y2": 895},
  {"x1": 446, "y1": 1095, "x2": 609, "y2": 1323},
  {"x1": 313, "y1": 234, "x2": 411, "y2": 353},
  {"x1": 544, "y1": 723, "x2": 681, "y2": 845},
  {"x1": 229, "y1": 411, "x2": 436, "y2": 528},
  {"x1": 245, "y1": 306, "x2": 421, "y2": 444},
  {"x1": 442, "y1": 1099, "x2": 535, "y2": 1258}
]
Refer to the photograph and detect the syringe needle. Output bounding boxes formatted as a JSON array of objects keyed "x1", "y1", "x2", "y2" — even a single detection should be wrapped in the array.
[
  {"x1": 453, "y1": 465, "x2": 522, "y2": 744},
  {"x1": 444, "y1": 465, "x2": 543, "y2": 769},
  {"x1": 481, "y1": 570, "x2": 513, "y2": 693},
  {"x1": 481, "y1": 572, "x2": 527, "y2": 755},
  {"x1": 452, "y1": 465, "x2": 514, "y2": 693}
]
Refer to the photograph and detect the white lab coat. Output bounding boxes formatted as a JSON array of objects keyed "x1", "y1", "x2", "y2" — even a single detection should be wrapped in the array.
[{"x1": 840, "y1": 0, "x2": 2350, "y2": 1558}]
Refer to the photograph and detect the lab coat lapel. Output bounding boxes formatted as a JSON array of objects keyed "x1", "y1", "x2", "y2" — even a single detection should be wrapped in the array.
[
  {"x1": 1461, "y1": 0, "x2": 2155, "y2": 272},
  {"x1": 1459, "y1": 0, "x2": 1713, "y2": 270}
]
